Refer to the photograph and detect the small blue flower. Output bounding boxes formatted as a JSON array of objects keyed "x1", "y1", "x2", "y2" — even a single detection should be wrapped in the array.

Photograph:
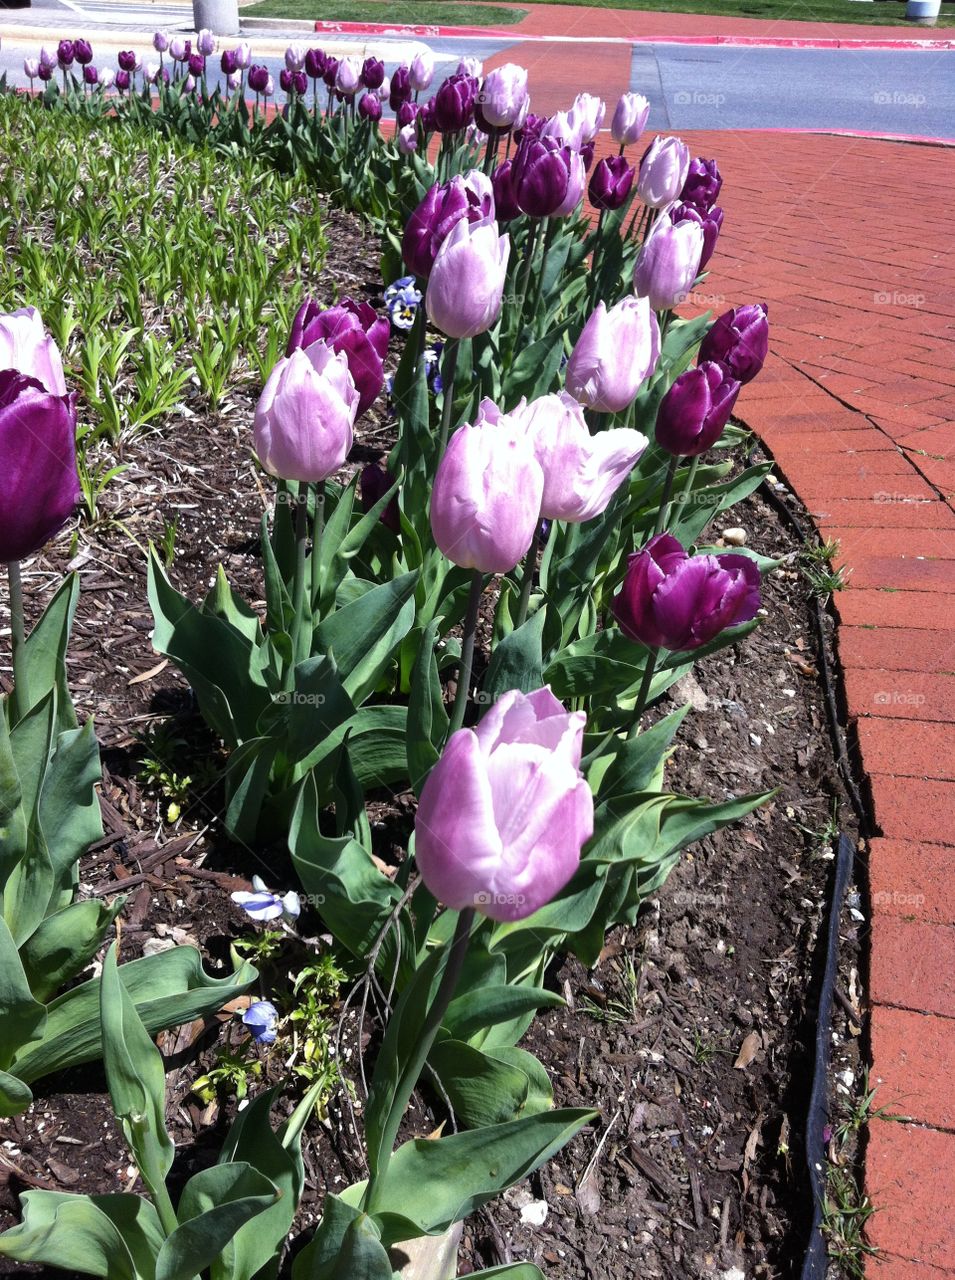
[
  {"x1": 384, "y1": 275, "x2": 422, "y2": 332},
  {"x1": 242, "y1": 1000, "x2": 280, "y2": 1044},
  {"x1": 231, "y1": 875, "x2": 300, "y2": 922}
]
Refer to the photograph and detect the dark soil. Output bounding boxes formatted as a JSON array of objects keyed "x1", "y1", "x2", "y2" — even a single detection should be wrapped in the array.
[{"x1": 0, "y1": 206, "x2": 866, "y2": 1279}]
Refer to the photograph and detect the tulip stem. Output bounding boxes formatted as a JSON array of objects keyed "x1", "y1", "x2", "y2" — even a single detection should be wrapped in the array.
[
  {"x1": 588, "y1": 208, "x2": 607, "y2": 308},
  {"x1": 513, "y1": 218, "x2": 541, "y2": 342},
  {"x1": 515, "y1": 522, "x2": 545, "y2": 629},
  {"x1": 482, "y1": 128, "x2": 497, "y2": 175},
  {"x1": 363, "y1": 905, "x2": 476, "y2": 1215},
  {"x1": 528, "y1": 218, "x2": 558, "y2": 332},
  {"x1": 653, "y1": 454, "x2": 679, "y2": 538},
  {"x1": 448, "y1": 570, "x2": 484, "y2": 736},
  {"x1": 629, "y1": 646, "x2": 660, "y2": 737},
  {"x1": 310, "y1": 480, "x2": 325, "y2": 612},
  {"x1": 6, "y1": 561, "x2": 31, "y2": 722},
  {"x1": 681, "y1": 454, "x2": 701, "y2": 518},
  {"x1": 291, "y1": 487, "x2": 309, "y2": 667},
  {"x1": 437, "y1": 338, "x2": 460, "y2": 456}
]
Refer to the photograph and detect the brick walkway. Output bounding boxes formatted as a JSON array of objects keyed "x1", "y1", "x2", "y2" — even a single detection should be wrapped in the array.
[{"x1": 486, "y1": 17, "x2": 955, "y2": 1269}]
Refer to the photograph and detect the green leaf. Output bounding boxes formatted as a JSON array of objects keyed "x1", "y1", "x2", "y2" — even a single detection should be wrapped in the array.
[
  {"x1": 0, "y1": 703, "x2": 28, "y2": 896},
  {"x1": 100, "y1": 943, "x2": 175, "y2": 1213},
  {"x1": 407, "y1": 620, "x2": 448, "y2": 796},
  {"x1": 19, "y1": 897, "x2": 123, "y2": 1004},
  {"x1": 0, "y1": 1069, "x2": 33, "y2": 1118},
  {"x1": 325, "y1": 1214, "x2": 393, "y2": 1280},
  {"x1": 429, "y1": 1038, "x2": 534, "y2": 1128},
  {"x1": 481, "y1": 607, "x2": 547, "y2": 705},
  {"x1": 443, "y1": 985, "x2": 563, "y2": 1044},
  {"x1": 592, "y1": 705, "x2": 691, "y2": 807},
  {"x1": 315, "y1": 570, "x2": 419, "y2": 704},
  {"x1": 155, "y1": 1164, "x2": 278, "y2": 1280},
  {"x1": 19, "y1": 574, "x2": 80, "y2": 730},
  {"x1": 39, "y1": 718, "x2": 104, "y2": 903},
  {"x1": 3, "y1": 690, "x2": 57, "y2": 943},
  {"x1": 0, "y1": 916, "x2": 46, "y2": 1074},
  {"x1": 470, "y1": 1267, "x2": 546, "y2": 1280},
  {"x1": 0, "y1": 1192, "x2": 157, "y2": 1278},
  {"x1": 292, "y1": 1200, "x2": 393, "y2": 1280}
]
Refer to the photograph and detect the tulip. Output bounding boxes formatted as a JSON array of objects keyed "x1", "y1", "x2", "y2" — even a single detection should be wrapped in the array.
[
  {"x1": 183, "y1": 75, "x2": 196, "y2": 94},
  {"x1": 335, "y1": 55, "x2": 361, "y2": 96},
  {"x1": 0, "y1": 306, "x2": 67, "y2": 395},
  {"x1": 633, "y1": 213, "x2": 704, "y2": 311},
  {"x1": 426, "y1": 217, "x2": 510, "y2": 340},
  {"x1": 193, "y1": 28, "x2": 213, "y2": 57},
  {"x1": 589, "y1": 154, "x2": 634, "y2": 211},
  {"x1": 361, "y1": 56, "x2": 384, "y2": 89},
  {"x1": 254, "y1": 342, "x2": 358, "y2": 484},
  {"x1": 99, "y1": 67, "x2": 115, "y2": 89},
  {"x1": 359, "y1": 91, "x2": 381, "y2": 122},
  {"x1": 397, "y1": 100, "x2": 419, "y2": 128},
  {"x1": 550, "y1": 149, "x2": 586, "y2": 218},
  {"x1": 515, "y1": 391, "x2": 649, "y2": 522},
  {"x1": 457, "y1": 56, "x2": 483, "y2": 77},
  {"x1": 419, "y1": 95, "x2": 437, "y2": 132},
  {"x1": 389, "y1": 64, "x2": 412, "y2": 108},
  {"x1": 566, "y1": 296, "x2": 660, "y2": 413},
  {"x1": 38, "y1": 63, "x2": 54, "y2": 83},
  {"x1": 74, "y1": 39, "x2": 93, "y2": 66},
  {"x1": 512, "y1": 136, "x2": 579, "y2": 218},
  {"x1": 433, "y1": 72, "x2": 477, "y2": 132},
  {"x1": 410, "y1": 48, "x2": 434, "y2": 92},
  {"x1": 57, "y1": 40, "x2": 75, "y2": 68},
  {"x1": 247, "y1": 64, "x2": 269, "y2": 93},
  {"x1": 226, "y1": 70, "x2": 241, "y2": 92},
  {"x1": 220, "y1": 48, "x2": 238, "y2": 76},
  {"x1": 398, "y1": 123, "x2": 418, "y2": 154},
  {"x1": 242, "y1": 1001, "x2": 279, "y2": 1044},
  {"x1": 430, "y1": 410, "x2": 543, "y2": 573},
  {"x1": 414, "y1": 687, "x2": 593, "y2": 923},
  {"x1": 117, "y1": 49, "x2": 136, "y2": 72},
  {"x1": 40, "y1": 47, "x2": 57, "y2": 70},
  {"x1": 375, "y1": 75, "x2": 390, "y2": 102},
  {"x1": 305, "y1": 47, "x2": 325, "y2": 79},
  {"x1": 287, "y1": 298, "x2": 388, "y2": 419},
  {"x1": 568, "y1": 92, "x2": 605, "y2": 144},
  {"x1": 322, "y1": 56, "x2": 339, "y2": 88},
  {"x1": 491, "y1": 159, "x2": 520, "y2": 222},
  {"x1": 680, "y1": 156, "x2": 722, "y2": 212},
  {"x1": 359, "y1": 463, "x2": 400, "y2": 533},
  {"x1": 23, "y1": 58, "x2": 39, "y2": 83},
  {"x1": 0, "y1": 371, "x2": 79, "y2": 564},
  {"x1": 280, "y1": 68, "x2": 293, "y2": 94},
  {"x1": 655, "y1": 362, "x2": 740, "y2": 457},
  {"x1": 612, "y1": 91, "x2": 650, "y2": 146},
  {"x1": 168, "y1": 37, "x2": 188, "y2": 61},
  {"x1": 153, "y1": 30, "x2": 169, "y2": 53},
  {"x1": 698, "y1": 303, "x2": 769, "y2": 385},
  {"x1": 234, "y1": 40, "x2": 252, "y2": 70},
  {"x1": 402, "y1": 172, "x2": 493, "y2": 279},
  {"x1": 263, "y1": 75, "x2": 275, "y2": 97},
  {"x1": 515, "y1": 111, "x2": 544, "y2": 144},
  {"x1": 285, "y1": 42, "x2": 306, "y2": 72},
  {"x1": 188, "y1": 53, "x2": 205, "y2": 78},
  {"x1": 636, "y1": 135, "x2": 690, "y2": 209},
  {"x1": 613, "y1": 532, "x2": 761, "y2": 652},
  {"x1": 669, "y1": 201, "x2": 723, "y2": 270},
  {"x1": 540, "y1": 108, "x2": 583, "y2": 152},
  {"x1": 480, "y1": 62, "x2": 528, "y2": 128},
  {"x1": 83, "y1": 65, "x2": 98, "y2": 86}
]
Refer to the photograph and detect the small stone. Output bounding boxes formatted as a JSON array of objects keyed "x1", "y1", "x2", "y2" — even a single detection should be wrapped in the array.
[
  {"x1": 722, "y1": 527, "x2": 747, "y2": 546},
  {"x1": 520, "y1": 1199, "x2": 549, "y2": 1227}
]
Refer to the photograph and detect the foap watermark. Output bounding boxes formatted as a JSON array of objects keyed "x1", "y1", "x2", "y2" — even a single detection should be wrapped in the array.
[
  {"x1": 271, "y1": 691, "x2": 327, "y2": 706},
  {"x1": 873, "y1": 889, "x2": 926, "y2": 909},
  {"x1": 873, "y1": 490, "x2": 932, "y2": 504},
  {"x1": 673, "y1": 89, "x2": 726, "y2": 108},
  {"x1": 873, "y1": 690, "x2": 926, "y2": 707},
  {"x1": 679, "y1": 289, "x2": 726, "y2": 310},
  {"x1": 873, "y1": 290, "x2": 925, "y2": 309},
  {"x1": 474, "y1": 890, "x2": 526, "y2": 910},
  {"x1": 672, "y1": 889, "x2": 728, "y2": 909},
  {"x1": 873, "y1": 89, "x2": 926, "y2": 108}
]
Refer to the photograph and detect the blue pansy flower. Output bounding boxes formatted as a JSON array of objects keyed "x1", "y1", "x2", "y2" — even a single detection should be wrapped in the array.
[
  {"x1": 242, "y1": 1000, "x2": 280, "y2": 1044},
  {"x1": 384, "y1": 275, "x2": 422, "y2": 331},
  {"x1": 231, "y1": 875, "x2": 300, "y2": 922}
]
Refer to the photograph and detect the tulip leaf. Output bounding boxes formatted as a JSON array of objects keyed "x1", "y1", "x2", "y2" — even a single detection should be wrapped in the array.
[
  {"x1": 17, "y1": 573, "x2": 80, "y2": 730},
  {"x1": 443, "y1": 984, "x2": 563, "y2": 1044},
  {"x1": 155, "y1": 1163, "x2": 278, "y2": 1280},
  {"x1": 591, "y1": 705, "x2": 691, "y2": 806},
  {"x1": 504, "y1": 328, "x2": 566, "y2": 406},
  {"x1": 669, "y1": 461, "x2": 774, "y2": 545},
  {"x1": 347, "y1": 1109, "x2": 598, "y2": 1246},
  {"x1": 223, "y1": 737, "x2": 281, "y2": 845},
  {"x1": 0, "y1": 1191, "x2": 162, "y2": 1278},
  {"x1": 0, "y1": 703, "x2": 28, "y2": 895},
  {"x1": 429, "y1": 1038, "x2": 554, "y2": 1128},
  {"x1": 0, "y1": 1070, "x2": 34, "y2": 1118},
  {"x1": 470, "y1": 1267, "x2": 545, "y2": 1280},
  {"x1": 38, "y1": 717, "x2": 104, "y2": 905},
  {"x1": 0, "y1": 916, "x2": 46, "y2": 1073},
  {"x1": 19, "y1": 897, "x2": 123, "y2": 1004},
  {"x1": 481, "y1": 607, "x2": 547, "y2": 706},
  {"x1": 3, "y1": 690, "x2": 56, "y2": 944},
  {"x1": 315, "y1": 569, "x2": 419, "y2": 704},
  {"x1": 292, "y1": 1201, "x2": 392, "y2": 1280},
  {"x1": 407, "y1": 620, "x2": 448, "y2": 796}
]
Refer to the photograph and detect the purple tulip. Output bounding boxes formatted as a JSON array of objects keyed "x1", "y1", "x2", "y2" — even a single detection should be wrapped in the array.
[
  {"x1": 655, "y1": 362, "x2": 740, "y2": 457},
  {"x1": 612, "y1": 92, "x2": 650, "y2": 146},
  {"x1": 225, "y1": 70, "x2": 240, "y2": 92},
  {"x1": 286, "y1": 298, "x2": 388, "y2": 419},
  {"x1": 335, "y1": 55, "x2": 361, "y2": 96},
  {"x1": 117, "y1": 49, "x2": 137, "y2": 72},
  {"x1": 669, "y1": 201, "x2": 723, "y2": 270},
  {"x1": 512, "y1": 391, "x2": 649, "y2": 523},
  {"x1": 580, "y1": 140, "x2": 596, "y2": 172},
  {"x1": 305, "y1": 48, "x2": 326, "y2": 79},
  {"x1": 398, "y1": 123, "x2": 418, "y2": 154},
  {"x1": 613, "y1": 533, "x2": 761, "y2": 652},
  {"x1": 168, "y1": 37, "x2": 188, "y2": 62},
  {"x1": 568, "y1": 92, "x2": 605, "y2": 144},
  {"x1": 397, "y1": 100, "x2": 419, "y2": 129},
  {"x1": 698, "y1": 303, "x2": 769, "y2": 385},
  {"x1": 636, "y1": 135, "x2": 690, "y2": 209},
  {"x1": 430, "y1": 408, "x2": 543, "y2": 573},
  {"x1": 457, "y1": 56, "x2": 482, "y2": 77},
  {"x1": 514, "y1": 111, "x2": 544, "y2": 144},
  {"x1": 57, "y1": 41, "x2": 75, "y2": 68},
  {"x1": 426, "y1": 217, "x2": 510, "y2": 340},
  {"x1": 188, "y1": 53, "x2": 205, "y2": 79},
  {"x1": 356, "y1": 90, "x2": 380, "y2": 122},
  {"x1": 74, "y1": 39, "x2": 93, "y2": 66},
  {"x1": 566, "y1": 296, "x2": 660, "y2": 414},
  {"x1": 361, "y1": 56, "x2": 384, "y2": 90},
  {"x1": 359, "y1": 463, "x2": 400, "y2": 533},
  {"x1": 0, "y1": 306, "x2": 67, "y2": 397},
  {"x1": 479, "y1": 62, "x2": 528, "y2": 129},
  {"x1": 38, "y1": 63, "x2": 54, "y2": 83},
  {"x1": 254, "y1": 342, "x2": 358, "y2": 484},
  {"x1": 196, "y1": 28, "x2": 215, "y2": 57},
  {"x1": 220, "y1": 48, "x2": 238, "y2": 76},
  {"x1": 410, "y1": 49, "x2": 434, "y2": 92},
  {"x1": 491, "y1": 160, "x2": 520, "y2": 222},
  {"x1": 280, "y1": 68, "x2": 293, "y2": 94},
  {"x1": 320, "y1": 56, "x2": 338, "y2": 88},
  {"x1": 247, "y1": 64, "x2": 269, "y2": 93},
  {"x1": 389, "y1": 64, "x2": 412, "y2": 109},
  {"x1": 23, "y1": 58, "x2": 40, "y2": 82},
  {"x1": 540, "y1": 108, "x2": 582, "y2": 152},
  {"x1": 83, "y1": 64, "x2": 98, "y2": 86},
  {"x1": 633, "y1": 213, "x2": 704, "y2": 311},
  {"x1": 432, "y1": 72, "x2": 477, "y2": 133},
  {"x1": 242, "y1": 1000, "x2": 279, "y2": 1044},
  {"x1": 415, "y1": 687, "x2": 594, "y2": 923},
  {"x1": 234, "y1": 41, "x2": 251, "y2": 70},
  {"x1": 589, "y1": 154, "x2": 635, "y2": 212},
  {"x1": 284, "y1": 43, "x2": 306, "y2": 72},
  {"x1": 153, "y1": 31, "x2": 169, "y2": 53},
  {"x1": 512, "y1": 136, "x2": 581, "y2": 219},
  {"x1": 0, "y1": 370, "x2": 79, "y2": 564},
  {"x1": 680, "y1": 157, "x2": 722, "y2": 212},
  {"x1": 402, "y1": 173, "x2": 493, "y2": 279},
  {"x1": 292, "y1": 71, "x2": 307, "y2": 95}
]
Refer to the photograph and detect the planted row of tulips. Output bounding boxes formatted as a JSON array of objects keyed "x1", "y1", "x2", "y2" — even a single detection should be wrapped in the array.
[{"x1": 0, "y1": 42, "x2": 777, "y2": 1280}]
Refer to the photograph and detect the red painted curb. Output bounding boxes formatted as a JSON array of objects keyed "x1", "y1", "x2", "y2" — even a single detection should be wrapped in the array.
[{"x1": 313, "y1": 19, "x2": 955, "y2": 50}]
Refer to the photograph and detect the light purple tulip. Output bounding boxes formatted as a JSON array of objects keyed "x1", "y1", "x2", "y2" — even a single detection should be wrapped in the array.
[
  {"x1": 398, "y1": 123, "x2": 418, "y2": 154},
  {"x1": 153, "y1": 30, "x2": 169, "y2": 53},
  {"x1": 612, "y1": 91, "x2": 650, "y2": 146},
  {"x1": 551, "y1": 148, "x2": 586, "y2": 218},
  {"x1": 285, "y1": 42, "x2": 306, "y2": 72},
  {"x1": 565, "y1": 296, "x2": 660, "y2": 414},
  {"x1": 0, "y1": 307, "x2": 67, "y2": 396},
  {"x1": 226, "y1": 70, "x2": 241, "y2": 92},
  {"x1": 426, "y1": 217, "x2": 510, "y2": 340},
  {"x1": 24, "y1": 58, "x2": 40, "y2": 81},
  {"x1": 541, "y1": 108, "x2": 584, "y2": 152},
  {"x1": 480, "y1": 62, "x2": 528, "y2": 128},
  {"x1": 410, "y1": 49, "x2": 434, "y2": 92},
  {"x1": 568, "y1": 92, "x2": 605, "y2": 144},
  {"x1": 196, "y1": 28, "x2": 215, "y2": 56},
  {"x1": 414, "y1": 687, "x2": 594, "y2": 923},
  {"x1": 99, "y1": 67, "x2": 115, "y2": 89},
  {"x1": 636, "y1": 135, "x2": 690, "y2": 208},
  {"x1": 457, "y1": 56, "x2": 482, "y2": 77},
  {"x1": 234, "y1": 41, "x2": 252, "y2": 70},
  {"x1": 430, "y1": 410, "x2": 543, "y2": 573},
  {"x1": 254, "y1": 342, "x2": 358, "y2": 484},
  {"x1": 633, "y1": 214, "x2": 704, "y2": 311},
  {"x1": 145, "y1": 61, "x2": 160, "y2": 84},
  {"x1": 335, "y1": 55, "x2": 361, "y2": 96},
  {"x1": 39, "y1": 46, "x2": 57, "y2": 71},
  {"x1": 169, "y1": 37, "x2": 187, "y2": 61},
  {"x1": 375, "y1": 75, "x2": 391, "y2": 101},
  {"x1": 263, "y1": 75, "x2": 275, "y2": 97},
  {"x1": 513, "y1": 391, "x2": 648, "y2": 522}
]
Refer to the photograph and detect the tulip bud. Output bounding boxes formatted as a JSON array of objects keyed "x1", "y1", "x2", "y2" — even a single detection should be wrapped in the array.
[
  {"x1": 389, "y1": 64, "x2": 412, "y2": 108},
  {"x1": 375, "y1": 75, "x2": 390, "y2": 102},
  {"x1": 359, "y1": 463, "x2": 399, "y2": 533},
  {"x1": 491, "y1": 159, "x2": 520, "y2": 222},
  {"x1": 397, "y1": 99, "x2": 419, "y2": 128},
  {"x1": 358, "y1": 90, "x2": 381, "y2": 122},
  {"x1": 305, "y1": 47, "x2": 325, "y2": 79},
  {"x1": 23, "y1": 58, "x2": 40, "y2": 81},
  {"x1": 589, "y1": 154, "x2": 634, "y2": 212},
  {"x1": 551, "y1": 148, "x2": 586, "y2": 218},
  {"x1": 335, "y1": 55, "x2": 361, "y2": 96},
  {"x1": 99, "y1": 67, "x2": 115, "y2": 89},
  {"x1": 680, "y1": 156, "x2": 722, "y2": 211},
  {"x1": 612, "y1": 91, "x2": 650, "y2": 146},
  {"x1": 398, "y1": 123, "x2": 418, "y2": 154},
  {"x1": 247, "y1": 64, "x2": 269, "y2": 93},
  {"x1": 263, "y1": 75, "x2": 274, "y2": 96},
  {"x1": 512, "y1": 135, "x2": 578, "y2": 218},
  {"x1": 430, "y1": 410, "x2": 543, "y2": 573},
  {"x1": 433, "y1": 72, "x2": 477, "y2": 132},
  {"x1": 285, "y1": 42, "x2": 306, "y2": 72},
  {"x1": 698, "y1": 303, "x2": 769, "y2": 385},
  {"x1": 74, "y1": 39, "x2": 93, "y2": 66},
  {"x1": 541, "y1": 108, "x2": 583, "y2": 152},
  {"x1": 234, "y1": 41, "x2": 252, "y2": 70},
  {"x1": 322, "y1": 56, "x2": 339, "y2": 88},
  {"x1": 117, "y1": 49, "x2": 136, "y2": 72},
  {"x1": 226, "y1": 70, "x2": 241, "y2": 92},
  {"x1": 402, "y1": 172, "x2": 493, "y2": 279},
  {"x1": 669, "y1": 201, "x2": 723, "y2": 270},
  {"x1": 83, "y1": 64, "x2": 98, "y2": 85},
  {"x1": 280, "y1": 68, "x2": 293, "y2": 94},
  {"x1": 566, "y1": 296, "x2": 660, "y2": 414},
  {"x1": 153, "y1": 30, "x2": 169, "y2": 53},
  {"x1": 361, "y1": 55, "x2": 384, "y2": 89},
  {"x1": 287, "y1": 298, "x2": 388, "y2": 419},
  {"x1": 515, "y1": 111, "x2": 544, "y2": 144},
  {"x1": 410, "y1": 49, "x2": 434, "y2": 91},
  {"x1": 426, "y1": 217, "x2": 510, "y2": 340},
  {"x1": 633, "y1": 213, "x2": 704, "y2": 311},
  {"x1": 254, "y1": 342, "x2": 358, "y2": 484},
  {"x1": 168, "y1": 37, "x2": 187, "y2": 61},
  {"x1": 568, "y1": 92, "x2": 605, "y2": 144},
  {"x1": 415, "y1": 687, "x2": 593, "y2": 922},
  {"x1": 220, "y1": 48, "x2": 238, "y2": 76},
  {"x1": 183, "y1": 75, "x2": 196, "y2": 93},
  {"x1": 636, "y1": 135, "x2": 690, "y2": 209},
  {"x1": 479, "y1": 62, "x2": 528, "y2": 129},
  {"x1": 116, "y1": 70, "x2": 131, "y2": 91},
  {"x1": 188, "y1": 53, "x2": 205, "y2": 78},
  {"x1": 418, "y1": 95, "x2": 436, "y2": 131},
  {"x1": 196, "y1": 28, "x2": 215, "y2": 57},
  {"x1": 456, "y1": 56, "x2": 483, "y2": 77},
  {"x1": 655, "y1": 362, "x2": 740, "y2": 457},
  {"x1": 613, "y1": 533, "x2": 761, "y2": 651},
  {"x1": 57, "y1": 40, "x2": 75, "y2": 68},
  {"x1": 38, "y1": 63, "x2": 54, "y2": 83}
]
